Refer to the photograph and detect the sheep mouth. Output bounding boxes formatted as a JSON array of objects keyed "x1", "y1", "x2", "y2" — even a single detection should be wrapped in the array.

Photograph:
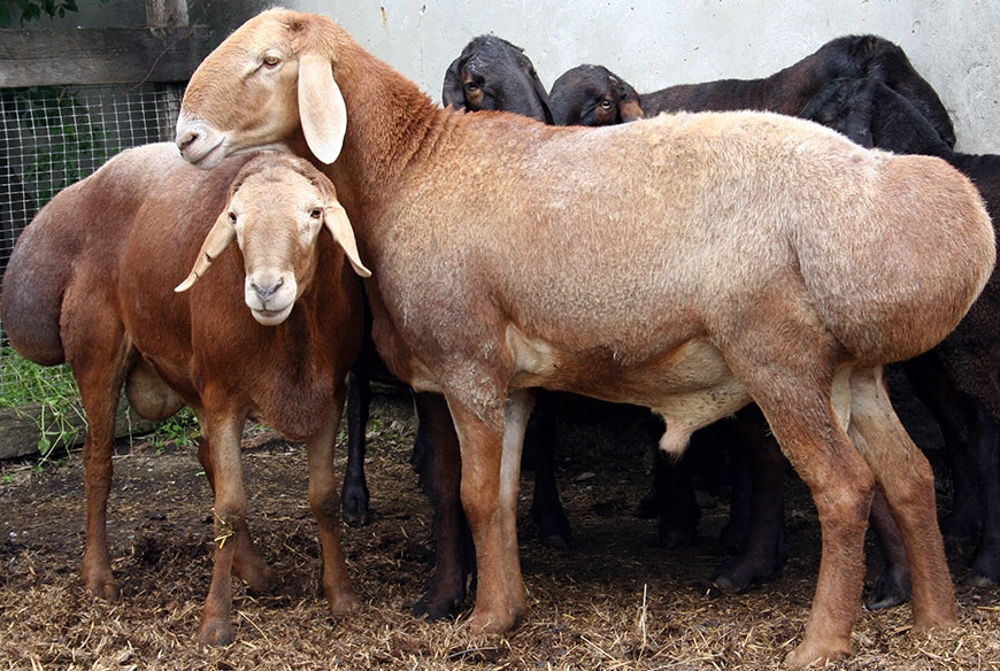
[
  {"x1": 251, "y1": 305, "x2": 294, "y2": 326},
  {"x1": 182, "y1": 138, "x2": 228, "y2": 170}
]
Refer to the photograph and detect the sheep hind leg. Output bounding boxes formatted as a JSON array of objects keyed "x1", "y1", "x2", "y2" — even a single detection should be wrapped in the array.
[
  {"x1": 72, "y1": 334, "x2": 135, "y2": 603},
  {"x1": 710, "y1": 419, "x2": 788, "y2": 593},
  {"x1": 867, "y1": 487, "x2": 912, "y2": 611},
  {"x1": 341, "y1": 371, "x2": 372, "y2": 527},
  {"x1": 195, "y1": 429, "x2": 276, "y2": 593},
  {"x1": 846, "y1": 365, "x2": 956, "y2": 632},
  {"x1": 524, "y1": 393, "x2": 572, "y2": 550},
  {"x1": 306, "y1": 395, "x2": 359, "y2": 616},
  {"x1": 78, "y1": 367, "x2": 128, "y2": 602},
  {"x1": 411, "y1": 392, "x2": 475, "y2": 621},
  {"x1": 742, "y1": 370, "x2": 873, "y2": 668}
]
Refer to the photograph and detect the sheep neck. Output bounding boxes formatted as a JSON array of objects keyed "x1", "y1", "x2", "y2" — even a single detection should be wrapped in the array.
[{"x1": 329, "y1": 38, "x2": 454, "y2": 213}]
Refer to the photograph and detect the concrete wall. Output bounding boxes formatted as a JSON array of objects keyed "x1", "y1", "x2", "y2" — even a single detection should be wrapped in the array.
[{"x1": 288, "y1": 0, "x2": 999, "y2": 154}]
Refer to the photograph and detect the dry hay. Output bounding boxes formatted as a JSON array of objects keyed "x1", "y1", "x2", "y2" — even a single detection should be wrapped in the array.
[{"x1": 2, "y1": 387, "x2": 1000, "y2": 670}]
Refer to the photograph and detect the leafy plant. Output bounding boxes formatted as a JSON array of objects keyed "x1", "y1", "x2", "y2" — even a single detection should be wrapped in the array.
[
  {"x1": 0, "y1": 346, "x2": 84, "y2": 466},
  {"x1": 150, "y1": 408, "x2": 198, "y2": 452},
  {"x1": 1, "y1": 0, "x2": 109, "y2": 28}
]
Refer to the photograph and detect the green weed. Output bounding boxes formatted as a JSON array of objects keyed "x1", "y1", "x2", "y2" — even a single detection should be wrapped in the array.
[
  {"x1": 150, "y1": 408, "x2": 198, "y2": 452},
  {"x1": 0, "y1": 346, "x2": 84, "y2": 466}
]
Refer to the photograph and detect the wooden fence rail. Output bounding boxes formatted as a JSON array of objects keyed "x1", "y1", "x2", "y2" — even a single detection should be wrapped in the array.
[{"x1": 0, "y1": 26, "x2": 212, "y2": 88}]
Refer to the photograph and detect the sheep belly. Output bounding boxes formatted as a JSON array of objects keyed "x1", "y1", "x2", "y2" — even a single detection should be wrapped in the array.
[{"x1": 505, "y1": 324, "x2": 751, "y2": 455}]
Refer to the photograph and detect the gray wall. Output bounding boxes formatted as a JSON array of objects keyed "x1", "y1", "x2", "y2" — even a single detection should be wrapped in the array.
[{"x1": 291, "y1": 0, "x2": 999, "y2": 154}]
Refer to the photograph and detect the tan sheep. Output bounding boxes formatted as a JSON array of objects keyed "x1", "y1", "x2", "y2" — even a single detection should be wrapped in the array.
[{"x1": 174, "y1": 9, "x2": 994, "y2": 666}]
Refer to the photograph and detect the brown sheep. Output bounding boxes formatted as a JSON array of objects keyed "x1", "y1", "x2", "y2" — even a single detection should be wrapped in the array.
[
  {"x1": 0, "y1": 145, "x2": 370, "y2": 645},
  {"x1": 174, "y1": 9, "x2": 994, "y2": 666}
]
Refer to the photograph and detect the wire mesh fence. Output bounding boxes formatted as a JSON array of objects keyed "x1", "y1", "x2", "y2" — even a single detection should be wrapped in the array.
[{"x1": 0, "y1": 82, "x2": 185, "y2": 404}]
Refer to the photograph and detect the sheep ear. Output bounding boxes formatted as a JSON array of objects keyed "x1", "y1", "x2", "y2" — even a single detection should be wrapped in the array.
[
  {"x1": 298, "y1": 53, "x2": 347, "y2": 164},
  {"x1": 441, "y1": 57, "x2": 466, "y2": 109},
  {"x1": 324, "y1": 202, "x2": 371, "y2": 278},
  {"x1": 619, "y1": 99, "x2": 645, "y2": 123},
  {"x1": 175, "y1": 212, "x2": 237, "y2": 292}
]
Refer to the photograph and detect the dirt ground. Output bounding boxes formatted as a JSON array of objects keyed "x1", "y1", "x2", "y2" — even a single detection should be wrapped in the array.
[{"x1": 2, "y1": 385, "x2": 1000, "y2": 670}]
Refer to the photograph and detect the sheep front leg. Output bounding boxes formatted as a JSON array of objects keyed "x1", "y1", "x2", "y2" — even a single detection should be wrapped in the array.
[
  {"x1": 195, "y1": 432, "x2": 276, "y2": 593},
  {"x1": 196, "y1": 413, "x2": 247, "y2": 646},
  {"x1": 306, "y1": 398, "x2": 359, "y2": 616},
  {"x1": 450, "y1": 390, "x2": 532, "y2": 633}
]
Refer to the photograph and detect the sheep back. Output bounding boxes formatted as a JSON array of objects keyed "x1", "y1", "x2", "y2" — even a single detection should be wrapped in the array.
[{"x1": 370, "y1": 111, "x2": 993, "y2": 374}]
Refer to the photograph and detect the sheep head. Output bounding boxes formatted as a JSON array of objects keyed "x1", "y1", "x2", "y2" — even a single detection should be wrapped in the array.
[
  {"x1": 442, "y1": 35, "x2": 553, "y2": 124},
  {"x1": 549, "y1": 64, "x2": 645, "y2": 127},
  {"x1": 176, "y1": 8, "x2": 348, "y2": 169},
  {"x1": 175, "y1": 153, "x2": 370, "y2": 326}
]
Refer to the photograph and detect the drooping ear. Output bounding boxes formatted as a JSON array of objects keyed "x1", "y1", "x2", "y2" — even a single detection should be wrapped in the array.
[
  {"x1": 442, "y1": 57, "x2": 467, "y2": 109},
  {"x1": 323, "y1": 201, "x2": 371, "y2": 277},
  {"x1": 528, "y1": 70, "x2": 555, "y2": 124},
  {"x1": 618, "y1": 98, "x2": 645, "y2": 123},
  {"x1": 298, "y1": 53, "x2": 347, "y2": 164},
  {"x1": 175, "y1": 211, "x2": 237, "y2": 292}
]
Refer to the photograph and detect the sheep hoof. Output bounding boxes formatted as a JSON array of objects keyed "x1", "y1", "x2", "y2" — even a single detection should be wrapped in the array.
[
  {"x1": 237, "y1": 563, "x2": 278, "y2": 594},
  {"x1": 783, "y1": 639, "x2": 851, "y2": 669},
  {"x1": 196, "y1": 618, "x2": 234, "y2": 647},
  {"x1": 341, "y1": 495, "x2": 371, "y2": 527},
  {"x1": 968, "y1": 553, "x2": 1000, "y2": 588},
  {"x1": 326, "y1": 589, "x2": 361, "y2": 617},
  {"x1": 464, "y1": 607, "x2": 519, "y2": 634},
  {"x1": 412, "y1": 590, "x2": 464, "y2": 621},
  {"x1": 865, "y1": 570, "x2": 911, "y2": 611},
  {"x1": 968, "y1": 572, "x2": 999, "y2": 588},
  {"x1": 82, "y1": 572, "x2": 121, "y2": 602}
]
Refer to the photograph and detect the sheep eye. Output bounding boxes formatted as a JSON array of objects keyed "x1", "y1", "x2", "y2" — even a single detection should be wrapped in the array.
[
  {"x1": 262, "y1": 54, "x2": 281, "y2": 68},
  {"x1": 228, "y1": 211, "x2": 237, "y2": 222},
  {"x1": 599, "y1": 100, "x2": 614, "y2": 110},
  {"x1": 464, "y1": 82, "x2": 480, "y2": 93},
  {"x1": 310, "y1": 208, "x2": 323, "y2": 219}
]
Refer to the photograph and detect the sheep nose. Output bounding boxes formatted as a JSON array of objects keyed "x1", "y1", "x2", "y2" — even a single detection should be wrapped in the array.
[
  {"x1": 251, "y1": 278, "x2": 284, "y2": 301},
  {"x1": 176, "y1": 130, "x2": 199, "y2": 152}
]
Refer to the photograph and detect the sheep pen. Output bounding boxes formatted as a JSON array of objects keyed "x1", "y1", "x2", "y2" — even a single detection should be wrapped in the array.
[{"x1": 1, "y1": 388, "x2": 999, "y2": 670}]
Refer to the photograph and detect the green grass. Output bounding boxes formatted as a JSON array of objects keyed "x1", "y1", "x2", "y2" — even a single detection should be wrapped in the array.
[
  {"x1": 0, "y1": 346, "x2": 199, "y2": 466},
  {"x1": 0, "y1": 346, "x2": 78, "y2": 408},
  {"x1": 0, "y1": 346, "x2": 84, "y2": 463}
]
